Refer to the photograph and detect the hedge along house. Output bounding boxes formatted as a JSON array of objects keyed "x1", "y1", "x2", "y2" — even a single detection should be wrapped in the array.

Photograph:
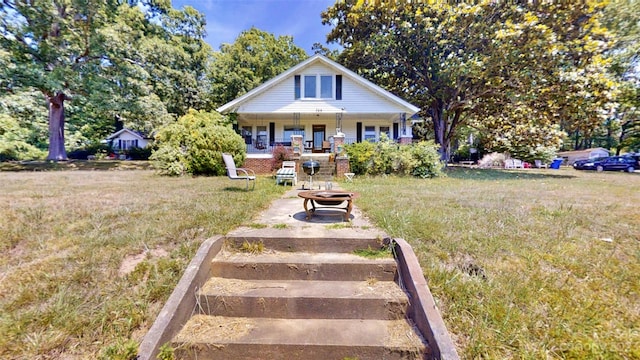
[{"x1": 216, "y1": 54, "x2": 420, "y2": 176}]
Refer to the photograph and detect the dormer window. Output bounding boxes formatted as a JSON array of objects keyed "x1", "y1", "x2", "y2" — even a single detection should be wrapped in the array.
[{"x1": 294, "y1": 74, "x2": 341, "y2": 100}]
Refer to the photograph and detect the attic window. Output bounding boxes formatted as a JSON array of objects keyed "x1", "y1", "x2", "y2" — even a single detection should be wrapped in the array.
[{"x1": 296, "y1": 74, "x2": 334, "y2": 100}]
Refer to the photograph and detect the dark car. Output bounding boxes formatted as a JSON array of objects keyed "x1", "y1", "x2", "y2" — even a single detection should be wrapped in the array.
[
  {"x1": 592, "y1": 156, "x2": 636, "y2": 173},
  {"x1": 624, "y1": 153, "x2": 640, "y2": 168},
  {"x1": 573, "y1": 156, "x2": 609, "y2": 170}
]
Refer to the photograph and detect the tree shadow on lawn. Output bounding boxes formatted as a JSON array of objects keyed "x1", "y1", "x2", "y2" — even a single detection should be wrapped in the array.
[
  {"x1": 0, "y1": 160, "x2": 153, "y2": 171},
  {"x1": 445, "y1": 166, "x2": 576, "y2": 181}
]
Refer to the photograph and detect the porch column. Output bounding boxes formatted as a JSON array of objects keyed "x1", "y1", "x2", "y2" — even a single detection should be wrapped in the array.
[
  {"x1": 399, "y1": 113, "x2": 412, "y2": 145},
  {"x1": 333, "y1": 133, "x2": 345, "y2": 155}
]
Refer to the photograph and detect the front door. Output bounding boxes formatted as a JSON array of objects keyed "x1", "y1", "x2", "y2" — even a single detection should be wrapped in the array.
[{"x1": 312, "y1": 125, "x2": 325, "y2": 153}]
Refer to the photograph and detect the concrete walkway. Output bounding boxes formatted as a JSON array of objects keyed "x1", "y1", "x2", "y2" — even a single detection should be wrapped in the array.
[{"x1": 227, "y1": 184, "x2": 387, "y2": 240}]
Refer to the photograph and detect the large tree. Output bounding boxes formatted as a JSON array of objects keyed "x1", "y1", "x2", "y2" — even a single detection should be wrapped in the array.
[
  {"x1": 322, "y1": 1, "x2": 616, "y2": 161},
  {"x1": 209, "y1": 27, "x2": 308, "y2": 107},
  {"x1": 1, "y1": 1, "x2": 212, "y2": 160},
  {"x1": 602, "y1": 0, "x2": 640, "y2": 154},
  {"x1": 1, "y1": 0, "x2": 120, "y2": 160}
]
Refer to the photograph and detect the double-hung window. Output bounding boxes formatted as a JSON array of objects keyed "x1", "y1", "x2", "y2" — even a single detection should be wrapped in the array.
[{"x1": 295, "y1": 74, "x2": 335, "y2": 100}]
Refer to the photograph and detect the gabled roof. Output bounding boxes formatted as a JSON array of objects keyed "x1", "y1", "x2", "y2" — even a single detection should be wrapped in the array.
[
  {"x1": 106, "y1": 128, "x2": 147, "y2": 140},
  {"x1": 216, "y1": 54, "x2": 419, "y2": 115}
]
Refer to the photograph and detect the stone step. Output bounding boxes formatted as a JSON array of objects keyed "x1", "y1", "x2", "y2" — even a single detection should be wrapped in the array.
[
  {"x1": 197, "y1": 278, "x2": 408, "y2": 320},
  {"x1": 224, "y1": 236, "x2": 386, "y2": 253},
  {"x1": 172, "y1": 316, "x2": 429, "y2": 360},
  {"x1": 210, "y1": 251, "x2": 397, "y2": 281}
]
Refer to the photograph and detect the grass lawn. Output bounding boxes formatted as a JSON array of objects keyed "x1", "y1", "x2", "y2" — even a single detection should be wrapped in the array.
[
  {"x1": 344, "y1": 167, "x2": 639, "y2": 359},
  {"x1": 0, "y1": 169, "x2": 286, "y2": 359},
  {"x1": 0, "y1": 165, "x2": 638, "y2": 359}
]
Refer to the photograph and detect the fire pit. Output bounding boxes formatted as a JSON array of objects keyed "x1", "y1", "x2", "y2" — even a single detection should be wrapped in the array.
[
  {"x1": 298, "y1": 190, "x2": 359, "y2": 221},
  {"x1": 301, "y1": 160, "x2": 320, "y2": 189}
]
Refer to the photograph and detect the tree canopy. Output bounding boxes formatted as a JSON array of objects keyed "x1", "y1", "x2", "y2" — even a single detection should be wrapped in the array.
[
  {"x1": 0, "y1": 0, "x2": 213, "y2": 160},
  {"x1": 209, "y1": 27, "x2": 308, "y2": 108},
  {"x1": 322, "y1": 1, "x2": 619, "y2": 161}
]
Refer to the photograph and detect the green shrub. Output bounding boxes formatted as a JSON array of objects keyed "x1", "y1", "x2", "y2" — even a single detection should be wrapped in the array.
[
  {"x1": 345, "y1": 141, "x2": 376, "y2": 175},
  {"x1": 67, "y1": 143, "x2": 112, "y2": 160},
  {"x1": 126, "y1": 146, "x2": 152, "y2": 160},
  {"x1": 409, "y1": 140, "x2": 444, "y2": 178},
  {"x1": 344, "y1": 137, "x2": 443, "y2": 178},
  {"x1": 151, "y1": 110, "x2": 245, "y2": 176},
  {"x1": 0, "y1": 114, "x2": 46, "y2": 161},
  {"x1": 150, "y1": 146, "x2": 186, "y2": 176}
]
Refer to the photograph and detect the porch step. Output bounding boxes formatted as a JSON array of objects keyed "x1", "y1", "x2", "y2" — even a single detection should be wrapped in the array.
[
  {"x1": 196, "y1": 278, "x2": 408, "y2": 319},
  {"x1": 172, "y1": 316, "x2": 428, "y2": 360},
  {"x1": 210, "y1": 251, "x2": 397, "y2": 281}
]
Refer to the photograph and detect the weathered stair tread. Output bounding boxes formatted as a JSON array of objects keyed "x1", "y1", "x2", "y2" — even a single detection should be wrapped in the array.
[
  {"x1": 197, "y1": 278, "x2": 408, "y2": 319},
  {"x1": 201, "y1": 278, "x2": 404, "y2": 298},
  {"x1": 214, "y1": 251, "x2": 395, "y2": 264},
  {"x1": 210, "y1": 251, "x2": 397, "y2": 281},
  {"x1": 173, "y1": 315, "x2": 428, "y2": 359}
]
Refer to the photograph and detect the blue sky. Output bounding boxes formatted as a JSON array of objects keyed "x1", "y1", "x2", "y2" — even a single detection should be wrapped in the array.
[{"x1": 170, "y1": 0, "x2": 338, "y2": 54}]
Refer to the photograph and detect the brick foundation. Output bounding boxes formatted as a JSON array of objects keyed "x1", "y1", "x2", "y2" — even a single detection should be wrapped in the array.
[{"x1": 242, "y1": 157, "x2": 273, "y2": 175}]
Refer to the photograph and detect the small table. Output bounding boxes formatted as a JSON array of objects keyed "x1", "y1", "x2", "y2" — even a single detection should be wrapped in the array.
[
  {"x1": 298, "y1": 190, "x2": 359, "y2": 221},
  {"x1": 344, "y1": 172, "x2": 355, "y2": 182}
]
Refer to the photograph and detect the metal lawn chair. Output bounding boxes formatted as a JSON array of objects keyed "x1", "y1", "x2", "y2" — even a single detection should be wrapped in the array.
[{"x1": 222, "y1": 153, "x2": 256, "y2": 190}]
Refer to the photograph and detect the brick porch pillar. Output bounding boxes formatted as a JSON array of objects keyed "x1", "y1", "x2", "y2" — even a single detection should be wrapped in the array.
[
  {"x1": 335, "y1": 155, "x2": 350, "y2": 179},
  {"x1": 291, "y1": 134, "x2": 303, "y2": 156},
  {"x1": 332, "y1": 133, "x2": 349, "y2": 178},
  {"x1": 333, "y1": 133, "x2": 345, "y2": 155}
]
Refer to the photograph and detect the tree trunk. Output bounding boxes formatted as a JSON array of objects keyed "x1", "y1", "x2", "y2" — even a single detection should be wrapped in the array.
[
  {"x1": 46, "y1": 92, "x2": 68, "y2": 161},
  {"x1": 430, "y1": 105, "x2": 451, "y2": 162}
]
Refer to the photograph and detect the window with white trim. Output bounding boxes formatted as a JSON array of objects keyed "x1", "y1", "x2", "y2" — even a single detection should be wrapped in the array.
[
  {"x1": 295, "y1": 74, "x2": 334, "y2": 99},
  {"x1": 364, "y1": 126, "x2": 376, "y2": 141}
]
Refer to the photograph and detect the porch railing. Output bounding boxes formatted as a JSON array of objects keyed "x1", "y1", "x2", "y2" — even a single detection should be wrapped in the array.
[{"x1": 245, "y1": 137, "x2": 359, "y2": 154}]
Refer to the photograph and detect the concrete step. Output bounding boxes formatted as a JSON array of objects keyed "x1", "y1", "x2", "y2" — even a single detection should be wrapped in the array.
[
  {"x1": 224, "y1": 236, "x2": 387, "y2": 253},
  {"x1": 172, "y1": 315, "x2": 429, "y2": 360},
  {"x1": 210, "y1": 251, "x2": 397, "y2": 281},
  {"x1": 197, "y1": 278, "x2": 408, "y2": 320}
]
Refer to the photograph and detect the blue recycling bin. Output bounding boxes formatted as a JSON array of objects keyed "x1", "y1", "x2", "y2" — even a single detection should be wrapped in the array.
[{"x1": 550, "y1": 159, "x2": 563, "y2": 169}]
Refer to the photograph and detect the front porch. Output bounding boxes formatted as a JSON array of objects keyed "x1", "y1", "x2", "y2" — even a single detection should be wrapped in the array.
[
  {"x1": 243, "y1": 137, "x2": 358, "y2": 154},
  {"x1": 242, "y1": 152, "x2": 351, "y2": 182}
]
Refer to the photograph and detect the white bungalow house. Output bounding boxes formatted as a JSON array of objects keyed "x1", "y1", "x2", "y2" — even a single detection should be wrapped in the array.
[
  {"x1": 216, "y1": 55, "x2": 420, "y2": 156},
  {"x1": 106, "y1": 128, "x2": 151, "y2": 152}
]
